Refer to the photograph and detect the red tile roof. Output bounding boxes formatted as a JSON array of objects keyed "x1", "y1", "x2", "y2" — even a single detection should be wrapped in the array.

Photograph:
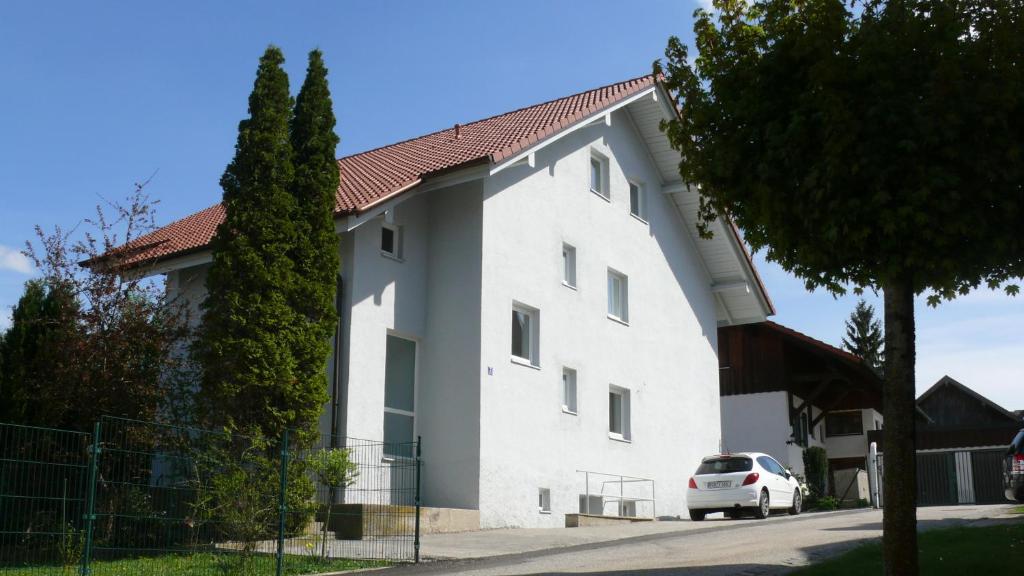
[{"x1": 115, "y1": 74, "x2": 660, "y2": 269}]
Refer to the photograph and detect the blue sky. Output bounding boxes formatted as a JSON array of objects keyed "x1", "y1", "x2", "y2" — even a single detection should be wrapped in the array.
[{"x1": 1, "y1": 1, "x2": 1020, "y2": 409}]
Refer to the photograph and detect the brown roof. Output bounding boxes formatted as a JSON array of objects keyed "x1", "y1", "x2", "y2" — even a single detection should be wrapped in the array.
[
  {"x1": 115, "y1": 74, "x2": 660, "y2": 269},
  {"x1": 763, "y1": 320, "x2": 870, "y2": 368}
]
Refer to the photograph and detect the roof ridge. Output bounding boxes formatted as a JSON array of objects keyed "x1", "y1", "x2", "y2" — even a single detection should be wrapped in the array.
[{"x1": 335, "y1": 72, "x2": 656, "y2": 164}]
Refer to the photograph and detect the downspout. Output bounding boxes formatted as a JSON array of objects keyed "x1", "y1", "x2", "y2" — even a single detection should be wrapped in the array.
[{"x1": 330, "y1": 274, "x2": 345, "y2": 448}]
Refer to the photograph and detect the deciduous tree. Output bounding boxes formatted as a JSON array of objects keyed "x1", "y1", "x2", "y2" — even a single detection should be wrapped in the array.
[{"x1": 659, "y1": 1, "x2": 1022, "y2": 572}]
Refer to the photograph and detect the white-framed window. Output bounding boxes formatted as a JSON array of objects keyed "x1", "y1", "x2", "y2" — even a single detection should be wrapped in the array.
[
  {"x1": 562, "y1": 367, "x2": 578, "y2": 414},
  {"x1": 589, "y1": 151, "x2": 609, "y2": 200},
  {"x1": 629, "y1": 181, "x2": 646, "y2": 221},
  {"x1": 381, "y1": 222, "x2": 403, "y2": 260},
  {"x1": 562, "y1": 243, "x2": 577, "y2": 288},
  {"x1": 607, "y1": 269, "x2": 629, "y2": 323},
  {"x1": 608, "y1": 385, "x2": 631, "y2": 441},
  {"x1": 511, "y1": 302, "x2": 539, "y2": 367},
  {"x1": 383, "y1": 334, "x2": 416, "y2": 457},
  {"x1": 538, "y1": 488, "x2": 551, "y2": 513}
]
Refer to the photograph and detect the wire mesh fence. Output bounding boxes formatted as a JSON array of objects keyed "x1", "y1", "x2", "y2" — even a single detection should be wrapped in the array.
[
  {"x1": 0, "y1": 423, "x2": 91, "y2": 575},
  {"x1": 0, "y1": 418, "x2": 420, "y2": 575}
]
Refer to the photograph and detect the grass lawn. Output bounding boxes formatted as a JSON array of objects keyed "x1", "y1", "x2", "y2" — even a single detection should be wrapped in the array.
[
  {"x1": 791, "y1": 522, "x2": 1024, "y2": 575},
  {"x1": 0, "y1": 552, "x2": 388, "y2": 575},
  {"x1": 1012, "y1": 505, "x2": 1024, "y2": 514}
]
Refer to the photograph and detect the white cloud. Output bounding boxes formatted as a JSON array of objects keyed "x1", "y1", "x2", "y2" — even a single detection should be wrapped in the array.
[{"x1": 0, "y1": 245, "x2": 33, "y2": 275}]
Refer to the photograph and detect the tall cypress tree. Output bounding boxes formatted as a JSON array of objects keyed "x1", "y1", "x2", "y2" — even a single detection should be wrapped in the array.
[
  {"x1": 287, "y1": 49, "x2": 341, "y2": 442},
  {"x1": 195, "y1": 46, "x2": 299, "y2": 439},
  {"x1": 842, "y1": 300, "x2": 884, "y2": 374}
]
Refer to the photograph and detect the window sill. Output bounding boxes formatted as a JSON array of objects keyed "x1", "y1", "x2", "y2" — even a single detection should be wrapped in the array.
[
  {"x1": 510, "y1": 356, "x2": 540, "y2": 370},
  {"x1": 590, "y1": 188, "x2": 611, "y2": 202},
  {"x1": 561, "y1": 407, "x2": 577, "y2": 416},
  {"x1": 630, "y1": 212, "x2": 648, "y2": 225},
  {"x1": 380, "y1": 251, "x2": 404, "y2": 262},
  {"x1": 825, "y1": 432, "x2": 864, "y2": 438},
  {"x1": 607, "y1": 315, "x2": 630, "y2": 327},
  {"x1": 608, "y1": 433, "x2": 632, "y2": 443},
  {"x1": 538, "y1": 510, "x2": 552, "y2": 515},
  {"x1": 562, "y1": 281, "x2": 577, "y2": 291}
]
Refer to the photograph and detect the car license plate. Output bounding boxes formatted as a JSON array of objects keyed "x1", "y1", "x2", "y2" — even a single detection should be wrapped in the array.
[{"x1": 707, "y1": 481, "x2": 731, "y2": 489}]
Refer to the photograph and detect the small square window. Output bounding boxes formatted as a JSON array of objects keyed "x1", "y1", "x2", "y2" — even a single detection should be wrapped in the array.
[
  {"x1": 538, "y1": 488, "x2": 551, "y2": 513},
  {"x1": 562, "y1": 367, "x2": 578, "y2": 414},
  {"x1": 381, "y1": 223, "x2": 402, "y2": 259},
  {"x1": 511, "y1": 303, "x2": 539, "y2": 367},
  {"x1": 629, "y1": 181, "x2": 645, "y2": 220},
  {"x1": 607, "y1": 269, "x2": 629, "y2": 323},
  {"x1": 562, "y1": 243, "x2": 576, "y2": 288},
  {"x1": 609, "y1": 385, "x2": 631, "y2": 441},
  {"x1": 589, "y1": 152, "x2": 609, "y2": 199}
]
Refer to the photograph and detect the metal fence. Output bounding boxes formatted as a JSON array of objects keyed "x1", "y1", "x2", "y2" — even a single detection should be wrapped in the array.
[{"x1": 0, "y1": 418, "x2": 421, "y2": 575}]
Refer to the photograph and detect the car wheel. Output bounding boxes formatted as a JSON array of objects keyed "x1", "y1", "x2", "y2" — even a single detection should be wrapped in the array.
[
  {"x1": 689, "y1": 510, "x2": 706, "y2": 521},
  {"x1": 754, "y1": 489, "x2": 770, "y2": 519},
  {"x1": 788, "y1": 489, "x2": 802, "y2": 515}
]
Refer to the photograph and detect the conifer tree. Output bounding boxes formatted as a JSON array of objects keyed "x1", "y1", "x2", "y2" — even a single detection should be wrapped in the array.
[
  {"x1": 287, "y1": 49, "x2": 341, "y2": 442},
  {"x1": 195, "y1": 46, "x2": 300, "y2": 439},
  {"x1": 843, "y1": 300, "x2": 884, "y2": 373}
]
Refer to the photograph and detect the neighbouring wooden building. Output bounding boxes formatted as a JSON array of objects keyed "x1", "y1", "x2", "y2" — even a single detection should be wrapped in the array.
[
  {"x1": 868, "y1": 376, "x2": 1023, "y2": 505},
  {"x1": 718, "y1": 321, "x2": 883, "y2": 494}
]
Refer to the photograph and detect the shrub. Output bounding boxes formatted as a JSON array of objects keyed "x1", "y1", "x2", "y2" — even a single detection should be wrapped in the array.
[{"x1": 802, "y1": 446, "x2": 829, "y2": 498}]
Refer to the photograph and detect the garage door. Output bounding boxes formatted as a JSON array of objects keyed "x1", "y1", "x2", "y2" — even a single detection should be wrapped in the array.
[
  {"x1": 917, "y1": 452, "x2": 957, "y2": 506},
  {"x1": 971, "y1": 449, "x2": 1007, "y2": 504}
]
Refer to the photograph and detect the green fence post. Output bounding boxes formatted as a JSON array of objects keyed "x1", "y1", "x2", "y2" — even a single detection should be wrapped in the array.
[
  {"x1": 80, "y1": 421, "x2": 100, "y2": 576},
  {"x1": 414, "y1": 436, "x2": 421, "y2": 563},
  {"x1": 276, "y1": 429, "x2": 289, "y2": 576}
]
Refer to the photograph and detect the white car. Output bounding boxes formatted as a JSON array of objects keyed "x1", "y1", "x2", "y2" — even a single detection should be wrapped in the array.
[{"x1": 687, "y1": 452, "x2": 802, "y2": 520}]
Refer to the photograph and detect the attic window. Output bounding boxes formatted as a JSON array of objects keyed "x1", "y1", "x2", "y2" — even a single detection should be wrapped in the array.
[{"x1": 381, "y1": 223, "x2": 402, "y2": 260}]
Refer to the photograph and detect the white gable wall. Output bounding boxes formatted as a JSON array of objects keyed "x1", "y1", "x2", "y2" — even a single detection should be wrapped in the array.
[{"x1": 477, "y1": 107, "x2": 721, "y2": 528}]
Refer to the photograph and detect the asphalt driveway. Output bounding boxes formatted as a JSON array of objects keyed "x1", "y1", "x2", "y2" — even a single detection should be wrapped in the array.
[{"x1": 379, "y1": 504, "x2": 1018, "y2": 575}]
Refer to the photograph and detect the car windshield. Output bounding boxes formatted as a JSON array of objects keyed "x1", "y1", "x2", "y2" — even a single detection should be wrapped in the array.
[{"x1": 696, "y1": 457, "x2": 753, "y2": 475}]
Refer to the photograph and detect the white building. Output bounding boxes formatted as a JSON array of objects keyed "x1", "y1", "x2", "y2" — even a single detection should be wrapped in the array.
[{"x1": 122, "y1": 74, "x2": 773, "y2": 528}]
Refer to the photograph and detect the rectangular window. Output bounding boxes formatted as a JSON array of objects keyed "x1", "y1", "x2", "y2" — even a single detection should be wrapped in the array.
[
  {"x1": 538, "y1": 488, "x2": 551, "y2": 513},
  {"x1": 511, "y1": 303, "x2": 539, "y2": 366},
  {"x1": 383, "y1": 334, "x2": 416, "y2": 457},
  {"x1": 826, "y1": 411, "x2": 864, "y2": 437},
  {"x1": 381, "y1": 223, "x2": 402, "y2": 259},
  {"x1": 590, "y1": 151, "x2": 609, "y2": 199},
  {"x1": 562, "y1": 367, "x2": 578, "y2": 414},
  {"x1": 609, "y1": 385, "x2": 630, "y2": 440},
  {"x1": 607, "y1": 269, "x2": 629, "y2": 323},
  {"x1": 562, "y1": 243, "x2": 577, "y2": 288},
  {"x1": 629, "y1": 181, "x2": 645, "y2": 220}
]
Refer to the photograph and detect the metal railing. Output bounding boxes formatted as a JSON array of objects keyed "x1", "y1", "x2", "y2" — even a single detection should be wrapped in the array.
[
  {"x1": 0, "y1": 418, "x2": 421, "y2": 575},
  {"x1": 577, "y1": 469, "x2": 656, "y2": 519}
]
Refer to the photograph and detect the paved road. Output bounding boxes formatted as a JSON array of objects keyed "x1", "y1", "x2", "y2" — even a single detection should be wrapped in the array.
[{"x1": 381, "y1": 504, "x2": 1017, "y2": 575}]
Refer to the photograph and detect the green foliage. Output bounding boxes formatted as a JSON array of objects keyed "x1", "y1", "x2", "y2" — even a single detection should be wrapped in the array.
[
  {"x1": 4, "y1": 186, "x2": 191, "y2": 431},
  {"x1": 843, "y1": 300, "x2": 884, "y2": 373},
  {"x1": 802, "y1": 446, "x2": 829, "y2": 498},
  {"x1": 195, "y1": 46, "x2": 301, "y2": 441},
  {"x1": 658, "y1": 0, "x2": 1023, "y2": 301},
  {"x1": 309, "y1": 448, "x2": 359, "y2": 489},
  {"x1": 287, "y1": 49, "x2": 341, "y2": 446},
  {"x1": 814, "y1": 495, "x2": 840, "y2": 511},
  {"x1": 0, "y1": 280, "x2": 78, "y2": 424},
  {"x1": 196, "y1": 46, "x2": 340, "y2": 447}
]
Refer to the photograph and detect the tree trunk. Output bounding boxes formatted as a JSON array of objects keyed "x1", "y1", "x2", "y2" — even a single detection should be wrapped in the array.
[{"x1": 882, "y1": 278, "x2": 917, "y2": 575}]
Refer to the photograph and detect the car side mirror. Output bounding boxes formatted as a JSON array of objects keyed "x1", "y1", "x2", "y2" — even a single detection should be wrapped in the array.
[{"x1": 784, "y1": 470, "x2": 792, "y2": 479}]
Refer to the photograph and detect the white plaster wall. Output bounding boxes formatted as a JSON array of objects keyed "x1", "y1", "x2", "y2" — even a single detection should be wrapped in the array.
[
  {"x1": 825, "y1": 409, "x2": 883, "y2": 460},
  {"x1": 721, "y1": 392, "x2": 791, "y2": 469},
  {"x1": 341, "y1": 193, "x2": 430, "y2": 443},
  {"x1": 417, "y1": 182, "x2": 483, "y2": 510},
  {"x1": 476, "y1": 108, "x2": 721, "y2": 528}
]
